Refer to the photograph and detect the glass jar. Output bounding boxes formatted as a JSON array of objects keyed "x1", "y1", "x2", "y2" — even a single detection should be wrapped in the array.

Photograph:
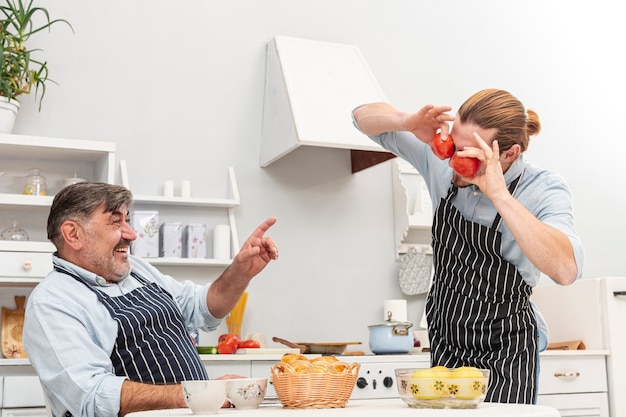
[
  {"x1": 0, "y1": 219, "x2": 29, "y2": 241},
  {"x1": 23, "y1": 168, "x2": 47, "y2": 196}
]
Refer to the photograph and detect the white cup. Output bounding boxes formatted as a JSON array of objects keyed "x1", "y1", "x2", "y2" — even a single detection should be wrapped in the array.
[
  {"x1": 181, "y1": 180, "x2": 192, "y2": 198},
  {"x1": 163, "y1": 180, "x2": 174, "y2": 197},
  {"x1": 213, "y1": 225, "x2": 231, "y2": 259}
]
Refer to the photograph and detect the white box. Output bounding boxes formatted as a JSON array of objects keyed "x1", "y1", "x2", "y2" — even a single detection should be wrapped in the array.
[
  {"x1": 159, "y1": 222, "x2": 182, "y2": 257},
  {"x1": 183, "y1": 223, "x2": 207, "y2": 259},
  {"x1": 131, "y1": 211, "x2": 159, "y2": 257}
]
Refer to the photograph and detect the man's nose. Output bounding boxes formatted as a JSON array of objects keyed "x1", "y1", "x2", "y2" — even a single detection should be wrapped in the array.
[{"x1": 122, "y1": 222, "x2": 137, "y2": 240}]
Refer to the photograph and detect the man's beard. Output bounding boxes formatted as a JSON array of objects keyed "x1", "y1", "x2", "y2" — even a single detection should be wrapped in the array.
[{"x1": 452, "y1": 173, "x2": 472, "y2": 188}]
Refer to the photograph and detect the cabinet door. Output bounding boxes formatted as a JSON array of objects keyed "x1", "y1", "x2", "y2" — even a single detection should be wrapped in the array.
[
  {"x1": 1, "y1": 408, "x2": 48, "y2": 417},
  {"x1": 538, "y1": 393, "x2": 609, "y2": 417},
  {"x1": 2, "y1": 377, "x2": 45, "y2": 408}
]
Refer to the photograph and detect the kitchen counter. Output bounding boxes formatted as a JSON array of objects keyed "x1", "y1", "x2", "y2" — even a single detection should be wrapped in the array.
[{"x1": 126, "y1": 399, "x2": 560, "y2": 416}]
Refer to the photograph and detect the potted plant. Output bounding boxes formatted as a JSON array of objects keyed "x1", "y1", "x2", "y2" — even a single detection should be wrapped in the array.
[{"x1": 0, "y1": 0, "x2": 72, "y2": 132}]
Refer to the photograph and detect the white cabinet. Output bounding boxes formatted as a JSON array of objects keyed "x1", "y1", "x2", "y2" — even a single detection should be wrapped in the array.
[
  {"x1": 0, "y1": 376, "x2": 47, "y2": 417},
  {"x1": 260, "y1": 36, "x2": 393, "y2": 173},
  {"x1": 537, "y1": 352, "x2": 609, "y2": 417},
  {"x1": 391, "y1": 159, "x2": 432, "y2": 258},
  {"x1": 0, "y1": 134, "x2": 116, "y2": 286},
  {"x1": 130, "y1": 167, "x2": 241, "y2": 267},
  {"x1": 533, "y1": 278, "x2": 626, "y2": 417},
  {"x1": 0, "y1": 134, "x2": 115, "y2": 244}
]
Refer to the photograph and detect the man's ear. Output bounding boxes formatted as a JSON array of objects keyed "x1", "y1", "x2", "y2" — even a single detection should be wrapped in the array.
[
  {"x1": 59, "y1": 221, "x2": 84, "y2": 250},
  {"x1": 502, "y1": 144, "x2": 521, "y2": 162}
]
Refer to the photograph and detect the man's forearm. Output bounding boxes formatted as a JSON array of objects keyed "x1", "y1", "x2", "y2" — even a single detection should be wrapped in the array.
[
  {"x1": 119, "y1": 380, "x2": 187, "y2": 416},
  {"x1": 352, "y1": 102, "x2": 406, "y2": 135}
]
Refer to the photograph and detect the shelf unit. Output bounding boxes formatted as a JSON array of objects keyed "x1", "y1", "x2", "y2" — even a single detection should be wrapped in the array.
[
  {"x1": 0, "y1": 133, "x2": 242, "y2": 273},
  {"x1": 391, "y1": 159, "x2": 432, "y2": 258},
  {"x1": 0, "y1": 134, "x2": 116, "y2": 287},
  {"x1": 130, "y1": 167, "x2": 240, "y2": 267}
]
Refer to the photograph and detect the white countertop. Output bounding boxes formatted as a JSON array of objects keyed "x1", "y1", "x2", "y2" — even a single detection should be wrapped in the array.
[
  {"x1": 126, "y1": 399, "x2": 560, "y2": 417},
  {"x1": 0, "y1": 349, "x2": 609, "y2": 368}
]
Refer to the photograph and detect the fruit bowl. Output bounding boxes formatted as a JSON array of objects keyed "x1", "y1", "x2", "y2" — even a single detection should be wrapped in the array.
[{"x1": 395, "y1": 366, "x2": 489, "y2": 409}]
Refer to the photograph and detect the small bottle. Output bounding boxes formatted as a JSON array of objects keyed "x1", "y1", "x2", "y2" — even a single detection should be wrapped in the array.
[{"x1": 23, "y1": 168, "x2": 47, "y2": 196}]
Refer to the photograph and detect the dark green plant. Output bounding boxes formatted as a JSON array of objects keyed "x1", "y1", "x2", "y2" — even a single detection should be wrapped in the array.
[{"x1": 0, "y1": 0, "x2": 72, "y2": 110}]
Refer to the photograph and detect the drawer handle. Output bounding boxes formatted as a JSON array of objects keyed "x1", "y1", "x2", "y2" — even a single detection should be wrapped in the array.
[
  {"x1": 554, "y1": 371, "x2": 580, "y2": 378},
  {"x1": 22, "y1": 259, "x2": 33, "y2": 271}
]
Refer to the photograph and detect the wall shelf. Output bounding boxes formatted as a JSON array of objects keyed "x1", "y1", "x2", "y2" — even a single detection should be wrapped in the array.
[
  {"x1": 391, "y1": 159, "x2": 432, "y2": 259},
  {"x1": 131, "y1": 167, "x2": 240, "y2": 267}
]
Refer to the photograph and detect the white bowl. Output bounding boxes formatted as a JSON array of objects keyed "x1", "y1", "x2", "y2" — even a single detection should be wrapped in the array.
[
  {"x1": 181, "y1": 380, "x2": 228, "y2": 415},
  {"x1": 227, "y1": 377, "x2": 268, "y2": 410}
]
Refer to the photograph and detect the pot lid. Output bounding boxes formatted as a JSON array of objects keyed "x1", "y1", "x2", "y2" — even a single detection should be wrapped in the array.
[{"x1": 368, "y1": 319, "x2": 414, "y2": 329}]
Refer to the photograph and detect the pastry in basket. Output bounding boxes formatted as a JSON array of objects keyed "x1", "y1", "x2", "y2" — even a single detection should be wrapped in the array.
[
  {"x1": 280, "y1": 353, "x2": 308, "y2": 365},
  {"x1": 311, "y1": 355, "x2": 339, "y2": 363}
]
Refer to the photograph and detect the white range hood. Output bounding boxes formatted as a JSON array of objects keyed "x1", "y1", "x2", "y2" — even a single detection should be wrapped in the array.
[{"x1": 260, "y1": 36, "x2": 395, "y2": 173}]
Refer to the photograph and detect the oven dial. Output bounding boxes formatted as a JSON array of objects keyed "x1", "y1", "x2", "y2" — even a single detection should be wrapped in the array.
[
  {"x1": 356, "y1": 377, "x2": 368, "y2": 388},
  {"x1": 383, "y1": 376, "x2": 393, "y2": 388}
]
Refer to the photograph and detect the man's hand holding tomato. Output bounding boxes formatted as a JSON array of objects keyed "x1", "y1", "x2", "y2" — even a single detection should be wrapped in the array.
[{"x1": 453, "y1": 132, "x2": 512, "y2": 203}]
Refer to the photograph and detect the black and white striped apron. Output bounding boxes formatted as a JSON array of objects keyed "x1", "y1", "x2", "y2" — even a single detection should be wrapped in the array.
[
  {"x1": 425, "y1": 176, "x2": 537, "y2": 404},
  {"x1": 55, "y1": 266, "x2": 208, "y2": 384}
]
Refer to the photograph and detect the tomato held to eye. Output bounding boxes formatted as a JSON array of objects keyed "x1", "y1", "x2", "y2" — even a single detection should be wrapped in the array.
[
  {"x1": 450, "y1": 154, "x2": 481, "y2": 177},
  {"x1": 430, "y1": 133, "x2": 455, "y2": 160}
]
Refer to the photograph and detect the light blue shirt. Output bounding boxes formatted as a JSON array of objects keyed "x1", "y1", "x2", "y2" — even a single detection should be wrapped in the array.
[
  {"x1": 355, "y1": 127, "x2": 584, "y2": 286},
  {"x1": 353, "y1": 119, "x2": 585, "y2": 352},
  {"x1": 23, "y1": 254, "x2": 221, "y2": 417}
]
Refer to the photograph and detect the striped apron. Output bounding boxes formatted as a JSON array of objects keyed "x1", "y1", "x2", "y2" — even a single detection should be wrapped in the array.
[
  {"x1": 55, "y1": 266, "x2": 208, "y2": 383},
  {"x1": 425, "y1": 176, "x2": 537, "y2": 404}
]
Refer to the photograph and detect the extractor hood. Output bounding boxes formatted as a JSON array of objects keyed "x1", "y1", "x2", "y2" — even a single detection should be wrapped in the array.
[{"x1": 260, "y1": 36, "x2": 395, "y2": 173}]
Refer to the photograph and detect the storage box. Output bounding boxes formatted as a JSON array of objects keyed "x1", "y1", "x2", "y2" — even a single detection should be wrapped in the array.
[
  {"x1": 159, "y1": 222, "x2": 182, "y2": 257},
  {"x1": 131, "y1": 211, "x2": 159, "y2": 257},
  {"x1": 183, "y1": 223, "x2": 207, "y2": 259}
]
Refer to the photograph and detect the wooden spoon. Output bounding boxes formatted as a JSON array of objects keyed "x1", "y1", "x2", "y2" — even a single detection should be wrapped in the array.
[{"x1": 272, "y1": 336, "x2": 307, "y2": 354}]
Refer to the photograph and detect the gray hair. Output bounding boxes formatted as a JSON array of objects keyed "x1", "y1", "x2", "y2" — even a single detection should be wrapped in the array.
[{"x1": 47, "y1": 182, "x2": 133, "y2": 249}]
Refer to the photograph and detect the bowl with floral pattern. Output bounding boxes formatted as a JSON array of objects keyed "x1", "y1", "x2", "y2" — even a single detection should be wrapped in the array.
[
  {"x1": 227, "y1": 377, "x2": 268, "y2": 409},
  {"x1": 395, "y1": 366, "x2": 489, "y2": 409}
]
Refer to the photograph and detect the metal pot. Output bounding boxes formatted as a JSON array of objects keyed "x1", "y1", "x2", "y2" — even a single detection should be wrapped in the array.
[{"x1": 368, "y1": 320, "x2": 414, "y2": 354}]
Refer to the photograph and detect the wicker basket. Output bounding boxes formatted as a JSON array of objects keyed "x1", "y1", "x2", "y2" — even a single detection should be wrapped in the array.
[{"x1": 271, "y1": 361, "x2": 360, "y2": 409}]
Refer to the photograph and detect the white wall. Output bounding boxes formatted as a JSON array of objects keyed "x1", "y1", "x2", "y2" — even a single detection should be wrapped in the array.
[{"x1": 11, "y1": 0, "x2": 625, "y2": 349}]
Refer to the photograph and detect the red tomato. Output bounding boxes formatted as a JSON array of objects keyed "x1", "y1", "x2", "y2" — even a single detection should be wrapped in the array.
[
  {"x1": 430, "y1": 133, "x2": 455, "y2": 160},
  {"x1": 450, "y1": 154, "x2": 481, "y2": 177},
  {"x1": 237, "y1": 339, "x2": 261, "y2": 349},
  {"x1": 217, "y1": 334, "x2": 240, "y2": 354}
]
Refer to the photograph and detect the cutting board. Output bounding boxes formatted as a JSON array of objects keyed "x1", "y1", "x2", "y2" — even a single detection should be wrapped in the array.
[
  {"x1": 235, "y1": 348, "x2": 300, "y2": 355},
  {"x1": 2, "y1": 295, "x2": 27, "y2": 358}
]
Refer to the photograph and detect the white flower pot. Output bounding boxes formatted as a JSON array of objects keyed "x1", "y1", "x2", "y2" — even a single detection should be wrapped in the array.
[{"x1": 0, "y1": 97, "x2": 20, "y2": 133}]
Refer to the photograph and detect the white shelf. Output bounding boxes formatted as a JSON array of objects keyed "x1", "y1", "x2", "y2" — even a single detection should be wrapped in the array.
[
  {"x1": 0, "y1": 277, "x2": 41, "y2": 287},
  {"x1": 0, "y1": 241, "x2": 55, "y2": 252},
  {"x1": 0, "y1": 133, "x2": 115, "y2": 157},
  {"x1": 0, "y1": 194, "x2": 54, "y2": 208},
  {"x1": 132, "y1": 195, "x2": 238, "y2": 208}
]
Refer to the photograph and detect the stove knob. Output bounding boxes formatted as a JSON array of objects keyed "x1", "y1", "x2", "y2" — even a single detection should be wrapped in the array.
[
  {"x1": 356, "y1": 377, "x2": 368, "y2": 389},
  {"x1": 383, "y1": 376, "x2": 394, "y2": 388}
]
